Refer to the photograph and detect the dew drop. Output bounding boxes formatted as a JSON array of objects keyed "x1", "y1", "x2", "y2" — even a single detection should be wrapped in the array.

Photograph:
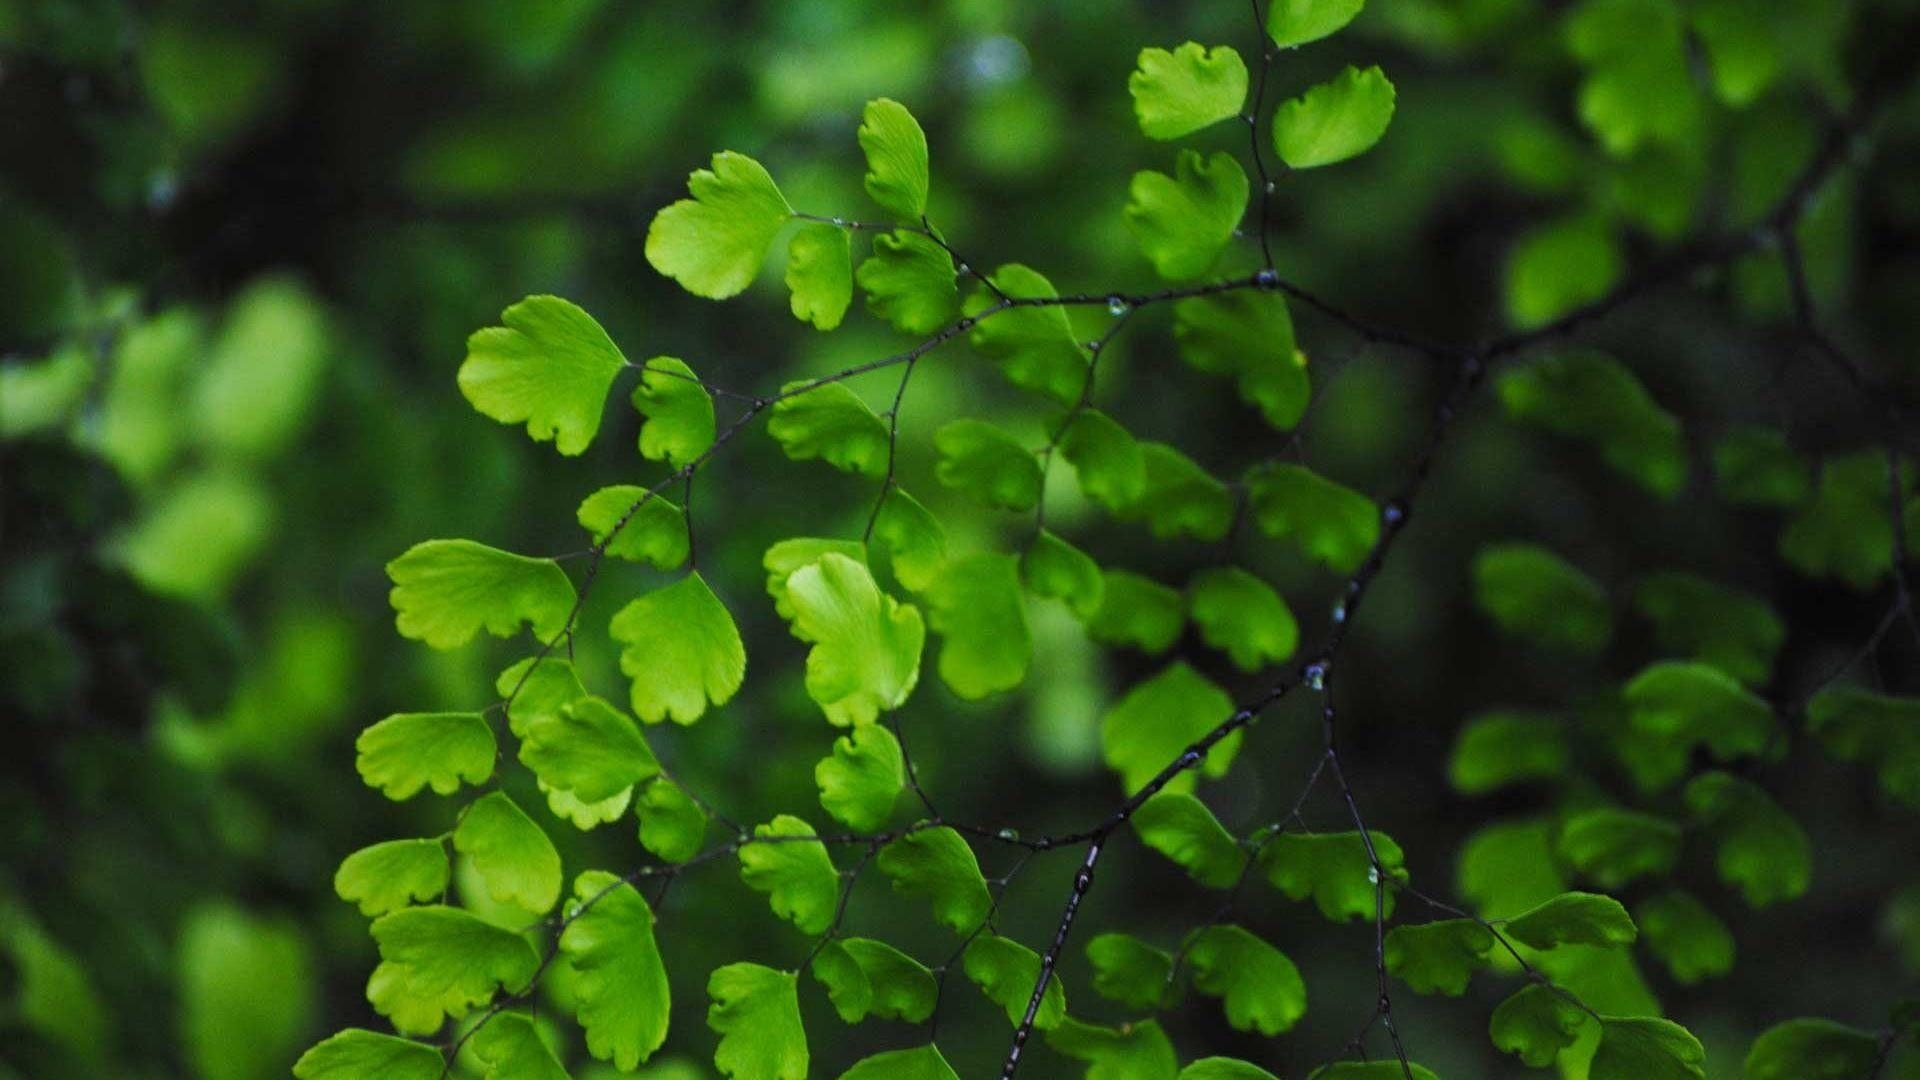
[
  {"x1": 1382, "y1": 500, "x2": 1407, "y2": 527},
  {"x1": 1304, "y1": 663, "x2": 1326, "y2": 691},
  {"x1": 997, "y1": 827, "x2": 1021, "y2": 842},
  {"x1": 1367, "y1": 866, "x2": 1380, "y2": 884},
  {"x1": 1254, "y1": 268, "x2": 1279, "y2": 289},
  {"x1": 1331, "y1": 601, "x2": 1347, "y2": 625},
  {"x1": 1106, "y1": 295, "x2": 1130, "y2": 316}
]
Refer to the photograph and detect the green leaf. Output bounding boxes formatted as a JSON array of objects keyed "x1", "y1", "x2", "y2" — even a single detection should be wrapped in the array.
[
  {"x1": 453, "y1": 792, "x2": 562, "y2": 915},
  {"x1": 179, "y1": 904, "x2": 313, "y2": 1080},
  {"x1": 519, "y1": 694, "x2": 661, "y2": 802},
  {"x1": 1187, "y1": 567, "x2": 1298, "y2": 672},
  {"x1": 783, "y1": 552, "x2": 925, "y2": 726},
  {"x1": 964, "y1": 265, "x2": 1090, "y2": 406},
  {"x1": 636, "y1": 777, "x2": 708, "y2": 864},
  {"x1": 497, "y1": 656, "x2": 588, "y2": 739},
  {"x1": 1272, "y1": 65, "x2": 1395, "y2": 169},
  {"x1": 1567, "y1": 0, "x2": 1702, "y2": 156},
  {"x1": 647, "y1": 151, "x2": 793, "y2": 299},
  {"x1": 1385, "y1": 919, "x2": 1495, "y2": 996},
  {"x1": 964, "y1": 934, "x2": 1066, "y2": 1030},
  {"x1": 1049, "y1": 1017, "x2": 1180, "y2": 1080},
  {"x1": 294, "y1": 1030, "x2": 442, "y2": 1080},
  {"x1": 1184, "y1": 925, "x2": 1305, "y2": 1035},
  {"x1": 578, "y1": 485, "x2": 689, "y2": 570},
  {"x1": 1473, "y1": 542, "x2": 1610, "y2": 653},
  {"x1": 1132, "y1": 792, "x2": 1248, "y2": 889},
  {"x1": 1311, "y1": 1064, "x2": 1440, "y2": 1080},
  {"x1": 857, "y1": 230, "x2": 959, "y2": 335},
  {"x1": 610, "y1": 572, "x2": 746, "y2": 724},
  {"x1": 786, "y1": 223, "x2": 853, "y2": 331},
  {"x1": 1713, "y1": 426, "x2": 1809, "y2": 508},
  {"x1": 1458, "y1": 818, "x2": 1568, "y2": 919},
  {"x1": 708, "y1": 963, "x2": 807, "y2": 1080},
  {"x1": 765, "y1": 538, "x2": 869, "y2": 620},
  {"x1": 458, "y1": 295, "x2": 625, "y2": 456},
  {"x1": 1449, "y1": 711, "x2": 1568, "y2": 794},
  {"x1": 768, "y1": 381, "x2": 891, "y2": 476},
  {"x1": 876, "y1": 826, "x2": 992, "y2": 934},
  {"x1": 1125, "y1": 150, "x2": 1248, "y2": 281},
  {"x1": 1632, "y1": 573, "x2": 1783, "y2": 685},
  {"x1": 1684, "y1": 771, "x2": 1811, "y2": 907},
  {"x1": 1805, "y1": 687, "x2": 1920, "y2": 807},
  {"x1": 810, "y1": 937, "x2": 936, "y2": 1024},
  {"x1": 842, "y1": 1044, "x2": 959, "y2": 1080},
  {"x1": 365, "y1": 906, "x2": 538, "y2": 1036},
  {"x1": 871, "y1": 488, "x2": 948, "y2": 593},
  {"x1": 1490, "y1": 984, "x2": 1589, "y2": 1068},
  {"x1": 1023, "y1": 530, "x2": 1105, "y2": 620},
  {"x1": 1102, "y1": 662, "x2": 1240, "y2": 796},
  {"x1": 1557, "y1": 808, "x2": 1682, "y2": 889},
  {"x1": 355, "y1": 712, "x2": 495, "y2": 800},
  {"x1": 738, "y1": 816, "x2": 841, "y2": 935},
  {"x1": 1781, "y1": 451, "x2": 1905, "y2": 590},
  {"x1": 1129, "y1": 43, "x2": 1248, "y2": 141},
  {"x1": 1122, "y1": 443, "x2": 1236, "y2": 541},
  {"x1": 1504, "y1": 217, "x2": 1625, "y2": 330},
  {"x1": 858, "y1": 98, "x2": 930, "y2": 220},
  {"x1": 1504, "y1": 891, "x2": 1637, "y2": 950},
  {"x1": 1173, "y1": 291, "x2": 1307, "y2": 431},
  {"x1": 1244, "y1": 462, "x2": 1379, "y2": 573},
  {"x1": 1056, "y1": 409, "x2": 1147, "y2": 511},
  {"x1": 924, "y1": 552, "x2": 1032, "y2": 698},
  {"x1": 387, "y1": 540, "x2": 575, "y2": 650},
  {"x1": 1744, "y1": 1018, "x2": 1881, "y2": 1080},
  {"x1": 1634, "y1": 890, "x2": 1733, "y2": 984},
  {"x1": 1494, "y1": 349, "x2": 1682, "y2": 494},
  {"x1": 1267, "y1": 0, "x2": 1365, "y2": 46},
  {"x1": 468, "y1": 1012, "x2": 567, "y2": 1080},
  {"x1": 542, "y1": 782, "x2": 631, "y2": 831},
  {"x1": 1260, "y1": 830, "x2": 1405, "y2": 922},
  {"x1": 1089, "y1": 571, "x2": 1186, "y2": 654},
  {"x1": 1625, "y1": 661, "x2": 1772, "y2": 765},
  {"x1": 816, "y1": 723, "x2": 904, "y2": 831},
  {"x1": 1182, "y1": 1059, "x2": 1279, "y2": 1080},
  {"x1": 560, "y1": 870, "x2": 671, "y2": 1070},
  {"x1": 1591, "y1": 1016, "x2": 1706, "y2": 1080},
  {"x1": 1086, "y1": 933, "x2": 1174, "y2": 1011},
  {"x1": 335, "y1": 840, "x2": 449, "y2": 918},
  {"x1": 935, "y1": 418, "x2": 1043, "y2": 512},
  {"x1": 630, "y1": 356, "x2": 717, "y2": 468}
]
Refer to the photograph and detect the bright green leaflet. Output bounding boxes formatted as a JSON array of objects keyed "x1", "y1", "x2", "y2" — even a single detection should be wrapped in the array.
[
  {"x1": 923, "y1": 551, "x2": 1032, "y2": 698},
  {"x1": 1090, "y1": 570, "x2": 1186, "y2": 654},
  {"x1": 519, "y1": 694, "x2": 661, "y2": 802},
  {"x1": 453, "y1": 791, "x2": 562, "y2": 915},
  {"x1": 1048, "y1": 1017, "x2": 1180, "y2": 1080},
  {"x1": 637, "y1": 777, "x2": 708, "y2": 864},
  {"x1": 1744, "y1": 1018, "x2": 1882, "y2": 1080},
  {"x1": 1684, "y1": 771, "x2": 1811, "y2": 906},
  {"x1": 738, "y1": 815, "x2": 841, "y2": 935},
  {"x1": 934, "y1": 417, "x2": 1044, "y2": 512},
  {"x1": 1125, "y1": 150, "x2": 1249, "y2": 281},
  {"x1": 293, "y1": 1029, "x2": 442, "y2": 1080},
  {"x1": 857, "y1": 230, "x2": 959, "y2": 335},
  {"x1": 707, "y1": 963, "x2": 807, "y2": 1080},
  {"x1": 1187, "y1": 566, "x2": 1298, "y2": 671},
  {"x1": 560, "y1": 871, "x2": 672, "y2": 1070},
  {"x1": 646, "y1": 151, "x2": 793, "y2": 299},
  {"x1": 1172, "y1": 290, "x2": 1307, "y2": 430},
  {"x1": 1781, "y1": 450, "x2": 1905, "y2": 590},
  {"x1": 577, "y1": 485, "x2": 689, "y2": 570},
  {"x1": 1448, "y1": 711, "x2": 1568, "y2": 794},
  {"x1": 876, "y1": 825, "x2": 992, "y2": 934},
  {"x1": 180, "y1": 905, "x2": 312, "y2": 1080},
  {"x1": 355, "y1": 712, "x2": 494, "y2": 800},
  {"x1": 1556, "y1": 807, "x2": 1682, "y2": 889},
  {"x1": 335, "y1": 839, "x2": 449, "y2": 918},
  {"x1": 871, "y1": 487, "x2": 948, "y2": 593},
  {"x1": 1272, "y1": 65, "x2": 1395, "y2": 169},
  {"x1": 1184, "y1": 924, "x2": 1306, "y2": 1036},
  {"x1": 1022, "y1": 529, "x2": 1105, "y2": 620},
  {"x1": 469, "y1": 1012, "x2": 568, "y2": 1080},
  {"x1": 1132, "y1": 792, "x2": 1248, "y2": 889},
  {"x1": 1086, "y1": 932, "x2": 1174, "y2": 1010},
  {"x1": 1101, "y1": 662, "x2": 1240, "y2": 796},
  {"x1": 858, "y1": 97, "x2": 930, "y2": 220},
  {"x1": 1590, "y1": 1016, "x2": 1707, "y2": 1080},
  {"x1": 497, "y1": 656, "x2": 588, "y2": 739},
  {"x1": 543, "y1": 782, "x2": 630, "y2": 832},
  {"x1": 1634, "y1": 891, "x2": 1734, "y2": 983},
  {"x1": 963, "y1": 264, "x2": 1090, "y2": 407},
  {"x1": 1713, "y1": 425, "x2": 1809, "y2": 508},
  {"x1": 786, "y1": 223, "x2": 853, "y2": 331},
  {"x1": 964, "y1": 934, "x2": 1066, "y2": 1030},
  {"x1": 610, "y1": 572, "x2": 747, "y2": 724},
  {"x1": 1183, "y1": 1060, "x2": 1278, "y2": 1080},
  {"x1": 842, "y1": 1044, "x2": 959, "y2": 1080},
  {"x1": 1267, "y1": 0, "x2": 1365, "y2": 46},
  {"x1": 815, "y1": 722, "x2": 904, "y2": 831},
  {"x1": 1632, "y1": 572, "x2": 1784, "y2": 685},
  {"x1": 1244, "y1": 462, "x2": 1378, "y2": 573},
  {"x1": 1494, "y1": 349, "x2": 1683, "y2": 496},
  {"x1": 1459, "y1": 818, "x2": 1568, "y2": 919},
  {"x1": 630, "y1": 356, "x2": 716, "y2": 468},
  {"x1": 1122, "y1": 442, "x2": 1235, "y2": 541},
  {"x1": 1504, "y1": 216, "x2": 1625, "y2": 329},
  {"x1": 0, "y1": 344, "x2": 91, "y2": 437},
  {"x1": 1690, "y1": 0, "x2": 1785, "y2": 106},
  {"x1": 810, "y1": 937, "x2": 937, "y2": 1024},
  {"x1": 766, "y1": 538, "x2": 869, "y2": 620},
  {"x1": 1473, "y1": 542, "x2": 1610, "y2": 653},
  {"x1": 1056, "y1": 409, "x2": 1147, "y2": 511},
  {"x1": 1129, "y1": 43, "x2": 1248, "y2": 141},
  {"x1": 457, "y1": 294, "x2": 625, "y2": 456},
  {"x1": 783, "y1": 552, "x2": 925, "y2": 726},
  {"x1": 1567, "y1": 0, "x2": 1701, "y2": 156},
  {"x1": 767, "y1": 381, "x2": 891, "y2": 477},
  {"x1": 1625, "y1": 661, "x2": 1772, "y2": 765},
  {"x1": 1385, "y1": 919, "x2": 1495, "y2": 996},
  {"x1": 1503, "y1": 891, "x2": 1637, "y2": 950},
  {"x1": 1260, "y1": 830, "x2": 1405, "y2": 922},
  {"x1": 387, "y1": 539, "x2": 575, "y2": 650},
  {"x1": 1490, "y1": 984, "x2": 1589, "y2": 1067},
  {"x1": 364, "y1": 905, "x2": 539, "y2": 1036},
  {"x1": 1804, "y1": 686, "x2": 1920, "y2": 807}
]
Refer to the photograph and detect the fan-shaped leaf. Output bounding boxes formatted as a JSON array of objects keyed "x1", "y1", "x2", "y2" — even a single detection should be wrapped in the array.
[
  {"x1": 1473, "y1": 542, "x2": 1610, "y2": 654},
  {"x1": 630, "y1": 356, "x2": 716, "y2": 467},
  {"x1": 1684, "y1": 771, "x2": 1811, "y2": 907},
  {"x1": 1185, "y1": 925, "x2": 1305, "y2": 1035},
  {"x1": 1129, "y1": 43, "x2": 1248, "y2": 140},
  {"x1": 858, "y1": 98, "x2": 930, "y2": 220},
  {"x1": 1267, "y1": 0, "x2": 1366, "y2": 47},
  {"x1": 767, "y1": 381, "x2": 891, "y2": 476},
  {"x1": 365, "y1": 906, "x2": 538, "y2": 1036},
  {"x1": 1102, "y1": 662, "x2": 1240, "y2": 796},
  {"x1": 453, "y1": 792, "x2": 562, "y2": 915},
  {"x1": 647, "y1": 152, "x2": 793, "y2": 299},
  {"x1": 1272, "y1": 65, "x2": 1395, "y2": 169},
  {"x1": 786, "y1": 223, "x2": 853, "y2": 331},
  {"x1": 876, "y1": 826, "x2": 992, "y2": 934},
  {"x1": 294, "y1": 1030, "x2": 441, "y2": 1080},
  {"x1": 1173, "y1": 291, "x2": 1308, "y2": 430},
  {"x1": 964, "y1": 934, "x2": 1066, "y2": 1030},
  {"x1": 810, "y1": 937, "x2": 936, "y2": 1024},
  {"x1": 560, "y1": 871, "x2": 671, "y2": 1070},
  {"x1": 738, "y1": 816, "x2": 840, "y2": 935},
  {"x1": 815, "y1": 723, "x2": 904, "y2": 831},
  {"x1": 335, "y1": 840, "x2": 449, "y2": 918},
  {"x1": 1133, "y1": 792, "x2": 1248, "y2": 889},
  {"x1": 935, "y1": 418, "x2": 1043, "y2": 512},
  {"x1": 1634, "y1": 890, "x2": 1733, "y2": 983},
  {"x1": 871, "y1": 488, "x2": 948, "y2": 593},
  {"x1": 458, "y1": 295, "x2": 625, "y2": 456},
  {"x1": 1086, "y1": 933, "x2": 1174, "y2": 1011},
  {"x1": 784, "y1": 552, "x2": 924, "y2": 726},
  {"x1": 858, "y1": 230, "x2": 958, "y2": 335},
  {"x1": 1494, "y1": 349, "x2": 1683, "y2": 496},
  {"x1": 610, "y1": 573, "x2": 746, "y2": 724},
  {"x1": 1090, "y1": 570, "x2": 1187, "y2": 654},
  {"x1": 1557, "y1": 808, "x2": 1682, "y2": 889},
  {"x1": 1125, "y1": 150, "x2": 1249, "y2": 281},
  {"x1": 387, "y1": 540, "x2": 575, "y2": 650},
  {"x1": 1260, "y1": 830, "x2": 1405, "y2": 922},
  {"x1": 924, "y1": 552, "x2": 1031, "y2": 698},
  {"x1": 1187, "y1": 566, "x2": 1298, "y2": 671},
  {"x1": 1023, "y1": 530, "x2": 1104, "y2": 620},
  {"x1": 1449, "y1": 711, "x2": 1568, "y2": 794},
  {"x1": 355, "y1": 712, "x2": 494, "y2": 800},
  {"x1": 636, "y1": 777, "x2": 708, "y2": 864},
  {"x1": 963, "y1": 265, "x2": 1089, "y2": 406},
  {"x1": 1385, "y1": 919, "x2": 1495, "y2": 995},
  {"x1": 708, "y1": 963, "x2": 806, "y2": 1080},
  {"x1": 1244, "y1": 463, "x2": 1378, "y2": 573},
  {"x1": 519, "y1": 694, "x2": 660, "y2": 802},
  {"x1": 578, "y1": 485, "x2": 689, "y2": 570},
  {"x1": 1504, "y1": 891, "x2": 1637, "y2": 950}
]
